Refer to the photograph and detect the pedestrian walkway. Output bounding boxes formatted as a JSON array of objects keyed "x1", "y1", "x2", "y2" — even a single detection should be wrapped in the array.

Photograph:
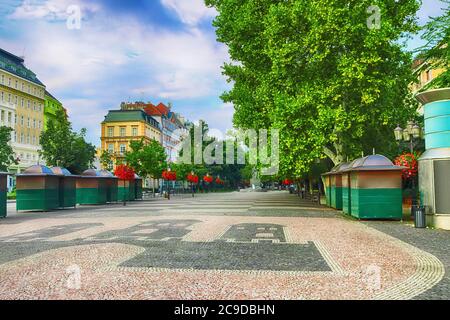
[{"x1": 0, "y1": 191, "x2": 448, "y2": 300}]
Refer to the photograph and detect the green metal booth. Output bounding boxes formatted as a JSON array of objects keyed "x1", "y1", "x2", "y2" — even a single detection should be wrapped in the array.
[
  {"x1": 51, "y1": 167, "x2": 77, "y2": 209},
  {"x1": 117, "y1": 179, "x2": 131, "y2": 202},
  {"x1": 99, "y1": 170, "x2": 118, "y2": 203},
  {"x1": 344, "y1": 155, "x2": 404, "y2": 220},
  {"x1": 76, "y1": 169, "x2": 108, "y2": 205},
  {"x1": 0, "y1": 172, "x2": 7, "y2": 218},
  {"x1": 322, "y1": 163, "x2": 349, "y2": 210},
  {"x1": 135, "y1": 174, "x2": 143, "y2": 200},
  {"x1": 16, "y1": 165, "x2": 59, "y2": 211}
]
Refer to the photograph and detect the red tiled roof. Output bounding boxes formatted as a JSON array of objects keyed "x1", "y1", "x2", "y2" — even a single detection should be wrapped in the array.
[{"x1": 156, "y1": 103, "x2": 169, "y2": 116}]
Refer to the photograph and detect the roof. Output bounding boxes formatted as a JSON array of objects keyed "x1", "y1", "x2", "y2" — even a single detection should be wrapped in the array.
[
  {"x1": 0, "y1": 48, "x2": 45, "y2": 86},
  {"x1": 415, "y1": 88, "x2": 450, "y2": 105},
  {"x1": 156, "y1": 103, "x2": 169, "y2": 115},
  {"x1": 347, "y1": 155, "x2": 404, "y2": 172},
  {"x1": 45, "y1": 90, "x2": 62, "y2": 104},
  {"x1": 103, "y1": 110, "x2": 161, "y2": 130},
  {"x1": 50, "y1": 167, "x2": 73, "y2": 176},
  {"x1": 18, "y1": 165, "x2": 55, "y2": 176}
]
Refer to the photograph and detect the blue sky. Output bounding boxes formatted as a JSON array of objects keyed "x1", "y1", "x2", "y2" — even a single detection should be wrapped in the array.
[{"x1": 0, "y1": 0, "x2": 447, "y2": 146}]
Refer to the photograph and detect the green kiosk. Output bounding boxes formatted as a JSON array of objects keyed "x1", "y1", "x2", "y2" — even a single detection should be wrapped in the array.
[
  {"x1": 76, "y1": 169, "x2": 108, "y2": 205},
  {"x1": 16, "y1": 165, "x2": 59, "y2": 211},
  {"x1": 0, "y1": 172, "x2": 7, "y2": 218},
  {"x1": 345, "y1": 155, "x2": 404, "y2": 220},
  {"x1": 51, "y1": 167, "x2": 77, "y2": 209},
  {"x1": 99, "y1": 170, "x2": 118, "y2": 203},
  {"x1": 135, "y1": 174, "x2": 143, "y2": 200}
]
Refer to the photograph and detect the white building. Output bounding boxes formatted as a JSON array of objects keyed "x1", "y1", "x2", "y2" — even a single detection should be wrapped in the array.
[{"x1": 0, "y1": 99, "x2": 16, "y2": 191}]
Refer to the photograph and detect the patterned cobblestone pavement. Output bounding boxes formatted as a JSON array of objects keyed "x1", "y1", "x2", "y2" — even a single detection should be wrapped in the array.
[{"x1": 0, "y1": 191, "x2": 448, "y2": 300}]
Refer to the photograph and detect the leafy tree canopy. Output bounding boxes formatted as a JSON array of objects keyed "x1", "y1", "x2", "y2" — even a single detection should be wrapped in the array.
[{"x1": 0, "y1": 126, "x2": 18, "y2": 171}]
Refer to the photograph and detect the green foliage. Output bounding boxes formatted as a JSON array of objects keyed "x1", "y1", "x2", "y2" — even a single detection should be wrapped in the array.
[
  {"x1": 207, "y1": 0, "x2": 421, "y2": 176},
  {"x1": 419, "y1": 0, "x2": 450, "y2": 89},
  {"x1": 100, "y1": 150, "x2": 113, "y2": 171},
  {"x1": 0, "y1": 126, "x2": 17, "y2": 171},
  {"x1": 39, "y1": 112, "x2": 96, "y2": 174},
  {"x1": 125, "y1": 138, "x2": 168, "y2": 179}
]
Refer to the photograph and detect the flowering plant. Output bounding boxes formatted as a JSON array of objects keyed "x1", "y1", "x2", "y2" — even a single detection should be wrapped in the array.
[
  {"x1": 203, "y1": 175, "x2": 213, "y2": 183},
  {"x1": 282, "y1": 179, "x2": 293, "y2": 186},
  {"x1": 187, "y1": 173, "x2": 199, "y2": 184},
  {"x1": 162, "y1": 170, "x2": 177, "y2": 181},
  {"x1": 394, "y1": 153, "x2": 418, "y2": 179},
  {"x1": 215, "y1": 177, "x2": 224, "y2": 185},
  {"x1": 114, "y1": 164, "x2": 135, "y2": 181}
]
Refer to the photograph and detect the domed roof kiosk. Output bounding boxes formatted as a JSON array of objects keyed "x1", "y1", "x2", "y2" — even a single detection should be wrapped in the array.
[
  {"x1": 99, "y1": 170, "x2": 118, "y2": 203},
  {"x1": 342, "y1": 155, "x2": 405, "y2": 220},
  {"x1": 16, "y1": 165, "x2": 59, "y2": 212},
  {"x1": 0, "y1": 172, "x2": 7, "y2": 218},
  {"x1": 76, "y1": 169, "x2": 108, "y2": 205},
  {"x1": 51, "y1": 167, "x2": 77, "y2": 209},
  {"x1": 321, "y1": 162, "x2": 350, "y2": 210}
]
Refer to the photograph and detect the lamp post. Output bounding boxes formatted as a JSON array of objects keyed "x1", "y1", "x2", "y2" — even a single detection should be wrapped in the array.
[
  {"x1": 167, "y1": 167, "x2": 171, "y2": 200},
  {"x1": 191, "y1": 171, "x2": 195, "y2": 198},
  {"x1": 394, "y1": 121, "x2": 422, "y2": 206}
]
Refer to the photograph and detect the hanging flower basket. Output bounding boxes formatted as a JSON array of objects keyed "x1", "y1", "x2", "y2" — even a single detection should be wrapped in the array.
[
  {"x1": 187, "y1": 173, "x2": 199, "y2": 184},
  {"x1": 394, "y1": 153, "x2": 418, "y2": 180},
  {"x1": 162, "y1": 170, "x2": 177, "y2": 181},
  {"x1": 282, "y1": 179, "x2": 293, "y2": 186},
  {"x1": 203, "y1": 176, "x2": 213, "y2": 183}
]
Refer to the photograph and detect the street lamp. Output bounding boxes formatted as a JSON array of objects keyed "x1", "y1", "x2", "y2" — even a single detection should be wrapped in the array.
[
  {"x1": 191, "y1": 171, "x2": 195, "y2": 198},
  {"x1": 394, "y1": 121, "x2": 422, "y2": 154},
  {"x1": 167, "y1": 167, "x2": 171, "y2": 200}
]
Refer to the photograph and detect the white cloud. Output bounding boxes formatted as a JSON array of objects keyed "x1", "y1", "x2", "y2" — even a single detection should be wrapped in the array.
[{"x1": 160, "y1": 0, "x2": 217, "y2": 25}]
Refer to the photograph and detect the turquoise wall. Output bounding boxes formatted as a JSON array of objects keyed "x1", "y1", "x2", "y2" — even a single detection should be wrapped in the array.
[{"x1": 424, "y1": 100, "x2": 450, "y2": 149}]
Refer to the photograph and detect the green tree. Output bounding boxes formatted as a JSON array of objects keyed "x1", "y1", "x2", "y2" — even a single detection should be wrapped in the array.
[
  {"x1": 419, "y1": 0, "x2": 450, "y2": 89},
  {"x1": 207, "y1": 0, "x2": 421, "y2": 176},
  {"x1": 100, "y1": 150, "x2": 113, "y2": 171},
  {"x1": 0, "y1": 126, "x2": 18, "y2": 171},
  {"x1": 40, "y1": 112, "x2": 96, "y2": 174},
  {"x1": 125, "y1": 138, "x2": 168, "y2": 194}
]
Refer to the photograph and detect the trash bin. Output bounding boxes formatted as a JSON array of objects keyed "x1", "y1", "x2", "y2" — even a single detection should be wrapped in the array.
[
  {"x1": 347, "y1": 155, "x2": 405, "y2": 220},
  {"x1": 76, "y1": 169, "x2": 108, "y2": 205},
  {"x1": 99, "y1": 170, "x2": 118, "y2": 203},
  {"x1": 16, "y1": 165, "x2": 59, "y2": 211},
  {"x1": 51, "y1": 167, "x2": 77, "y2": 209},
  {"x1": 413, "y1": 205, "x2": 427, "y2": 228},
  {"x1": 0, "y1": 172, "x2": 7, "y2": 218},
  {"x1": 135, "y1": 174, "x2": 143, "y2": 200}
]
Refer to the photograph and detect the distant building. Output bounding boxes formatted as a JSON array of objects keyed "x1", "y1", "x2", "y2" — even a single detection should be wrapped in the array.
[
  {"x1": 100, "y1": 109, "x2": 162, "y2": 167},
  {"x1": 0, "y1": 48, "x2": 46, "y2": 190},
  {"x1": 120, "y1": 101, "x2": 188, "y2": 162},
  {"x1": 44, "y1": 90, "x2": 67, "y2": 129}
]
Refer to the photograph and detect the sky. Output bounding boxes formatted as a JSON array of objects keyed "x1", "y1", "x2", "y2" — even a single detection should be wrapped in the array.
[{"x1": 0, "y1": 0, "x2": 447, "y2": 146}]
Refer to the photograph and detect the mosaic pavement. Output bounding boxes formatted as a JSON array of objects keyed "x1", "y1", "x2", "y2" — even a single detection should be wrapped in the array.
[{"x1": 0, "y1": 191, "x2": 447, "y2": 300}]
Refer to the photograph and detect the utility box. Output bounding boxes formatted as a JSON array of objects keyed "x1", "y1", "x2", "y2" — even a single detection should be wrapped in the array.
[
  {"x1": 99, "y1": 170, "x2": 118, "y2": 203},
  {"x1": 16, "y1": 165, "x2": 59, "y2": 211},
  {"x1": 135, "y1": 174, "x2": 143, "y2": 200},
  {"x1": 51, "y1": 167, "x2": 77, "y2": 209},
  {"x1": 76, "y1": 169, "x2": 108, "y2": 205},
  {"x1": 0, "y1": 172, "x2": 7, "y2": 218},
  {"x1": 347, "y1": 155, "x2": 404, "y2": 220}
]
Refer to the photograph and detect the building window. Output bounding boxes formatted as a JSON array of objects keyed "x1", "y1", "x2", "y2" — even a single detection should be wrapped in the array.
[
  {"x1": 132, "y1": 127, "x2": 138, "y2": 136},
  {"x1": 120, "y1": 144, "x2": 126, "y2": 154},
  {"x1": 108, "y1": 144, "x2": 114, "y2": 153},
  {"x1": 107, "y1": 127, "x2": 114, "y2": 137},
  {"x1": 120, "y1": 127, "x2": 126, "y2": 137}
]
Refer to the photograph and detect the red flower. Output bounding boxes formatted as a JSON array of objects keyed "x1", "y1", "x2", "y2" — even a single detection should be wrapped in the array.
[
  {"x1": 187, "y1": 173, "x2": 199, "y2": 184},
  {"x1": 282, "y1": 179, "x2": 293, "y2": 186},
  {"x1": 114, "y1": 164, "x2": 135, "y2": 181},
  {"x1": 162, "y1": 170, "x2": 177, "y2": 181},
  {"x1": 394, "y1": 153, "x2": 418, "y2": 180},
  {"x1": 203, "y1": 175, "x2": 213, "y2": 183},
  {"x1": 215, "y1": 177, "x2": 224, "y2": 185}
]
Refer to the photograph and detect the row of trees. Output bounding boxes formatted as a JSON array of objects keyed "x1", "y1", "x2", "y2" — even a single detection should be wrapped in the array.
[{"x1": 205, "y1": 0, "x2": 447, "y2": 180}]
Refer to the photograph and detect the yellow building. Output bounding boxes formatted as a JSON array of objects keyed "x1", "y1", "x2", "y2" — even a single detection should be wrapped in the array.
[
  {"x1": 0, "y1": 48, "x2": 46, "y2": 177},
  {"x1": 412, "y1": 58, "x2": 446, "y2": 93},
  {"x1": 100, "y1": 109, "x2": 162, "y2": 169}
]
